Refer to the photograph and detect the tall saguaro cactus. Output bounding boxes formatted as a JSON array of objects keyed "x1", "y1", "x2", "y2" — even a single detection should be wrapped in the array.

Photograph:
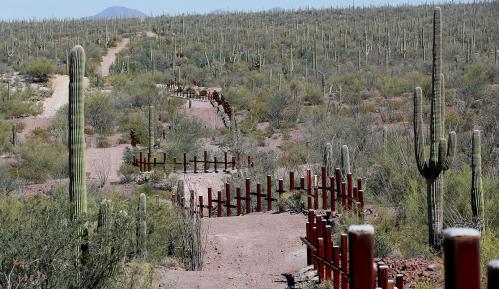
[
  {"x1": 413, "y1": 7, "x2": 456, "y2": 250},
  {"x1": 148, "y1": 105, "x2": 154, "y2": 155},
  {"x1": 69, "y1": 46, "x2": 88, "y2": 227},
  {"x1": 341, "y1": 145, "x2": 351, "y2": 178},
  {"x1": 136, "y1": 193, "x2": 147, "y2": 259},
  {"x1": 470, "y1": 130, "x2": 484, "y2": 230}
]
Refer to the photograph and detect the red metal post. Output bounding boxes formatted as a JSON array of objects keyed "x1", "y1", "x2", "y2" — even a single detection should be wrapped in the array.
[
  {"x1": 163, "y1": 153, "x2": 167, "y2": 170},
  {"x1": 307, "y1": 169, "x2": 312, "y2": 197},
  {"x1": 226, "y1": 183, "x2": 231, "y2": 216},
  {"x1": 335, "y1": 168, "x2": 342, "y2": 196},
  {"x1": 193, "y1": 156, "x2": 197, "y2": 173},
  {"x1": 379, "y1": 265, "x2": 389, "y2": 289},
  {"x1": 357, "y1": 177, "x2": 362, "y2": 191},
  {"x1": 307, "y1": 196, "x2": 312, "y2": 210},
  {"x1": 217, "y1": 191, "x2": 222, "y2": 217},
  {"x1": 330, "y1": 176, "x2": 336, "y2": 212},
  {"x1": 347, "y1": 173, "x2": 353, "y2": 209},
  {"x1": 204, "y1": 151, "x2": 208, "y2": 172},
  {"x1": 396, "y1": 274, "x2": 404, "y2": 289},
  {"x1": 208, "y1": 188, "x2": 213, "y2": 218},
  {"x1": 289, "y1": 171, "x2": 295, "y2": 192},
  {"x1": 267, "y1": 175, "x2": 272, "y2": 211},
  {"x1": 147, "y1": 153, "x2": 151, "y2": 172},
  {"x1": 183, "y1": 152, "x2": 187, "y2": 173},
  {"x1": 325, "y1": 225, "x2": 333, "y2": 280},
  {"x1": 300, "y1": 177, "x2": 305, "y2": 191},
  {"x1": 322, "y1": 166, "x2": 328, "y2": 209},
  {"x1": 443, "y1": 228, "x2": 481, "y2": 289},
  {"x1": 333, "y1": 245, "x2": 340, "y2": 289},
  {"x1": 314, "y1": 187, "x2": 319, "y2": 210},
  {"x1": 318, "y1": 238, "x2": 325, "y2": 281},
  {"x1": 139, "y1": 152, "x2": 143, "y2": 171},
  {"x1": 153, "y1": 157, "x2": 157, "y2": 168},
  {"x1": 348, "y1": 225, "x2": 374, "y2": 289},
  {"x1": 256, "y1": 183, "x2": 262, "y2": 212},
  {"x1": 341, "y1": 233, "x2": 348, "y2": 289},
  {"x1": 231, "y1": 156, "x2": 235, "y2": 170},
  {"x1": 358, "y1": 190, "x2": 364, "y2": 212},
  {"x1": 173, "y1": 157, "x2": 176, "y2": 172},
  {"x1": 278, "y1": 179, "x2": 284, "y2": 212},
  {"x1": 245, "y1": 178, "x2": 251, "y2": 214},
  {"x1": 237, "y1": 187, "x2": 242, "y2": 215},
  {"x1": 341, "y1": 182, "x2": 347, "y2": 208},
  {"x1": 214, "y1": 156, "x2": 218, "y2": 173},
  {"x1": 224, "y1": 152, "x2": 228, "y2": 172},
  {"x1": 199, "y1": 196, "x2": 204, "y2": 218},
  {"x1": 489, "y1": 261, "x2": 499, "y2": 289}
]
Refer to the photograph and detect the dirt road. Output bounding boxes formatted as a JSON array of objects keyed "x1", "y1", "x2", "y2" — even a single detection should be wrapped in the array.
[
  {"x1": 156, "y1": 212, "x2": 306, "y2": 289},
  {"x1": 99, "y1": 38, "x2": 130, "y2": 77},
  {"x1": 182, "y1": 100, "x2": 225, "y2": 130}
]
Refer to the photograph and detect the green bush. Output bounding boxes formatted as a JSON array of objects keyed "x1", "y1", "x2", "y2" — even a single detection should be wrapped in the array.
[
  {"x1": 23, "y1": 57, "x2": 55, "y2": 82},
  {"x1": 85, "y1": 92, "x2": 117, "y2": 134}
]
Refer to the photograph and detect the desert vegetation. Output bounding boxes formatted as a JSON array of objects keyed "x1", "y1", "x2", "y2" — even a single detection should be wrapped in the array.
[{"x1": 0, "y1": 1, "x2": 498, "y2": 289}]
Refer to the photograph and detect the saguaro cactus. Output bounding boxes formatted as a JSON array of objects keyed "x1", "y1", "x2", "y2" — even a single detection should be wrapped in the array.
[
  {"x1": 10, "y1": 123, "x2": 16, "y2": 147},
  {"x1": 470, "y1": 130, "x2": 484, "y2": 230},
  {"x1": 136, "y1": 193, "x2": 147, "y2": 258},
  {"x1": 323, "y1": 142, "x2": 334, "y2": 175},
  {"x1": 341, "y1": 145, "x2": 351, "y2": 178},
  {"x1": 148, "y1": 105, "x2": 154, "y2": 155},
  {"x1": 413, "y1": 7, "x2": 456, "y2": 250},
  {"x1": 69, "y1": 45, "x2": 88, "y2": 236}
]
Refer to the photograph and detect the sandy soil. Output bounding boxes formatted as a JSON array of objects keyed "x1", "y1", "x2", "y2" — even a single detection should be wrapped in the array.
[
  {"x1": 182, "y1": 100, "x2": 225, "y2": 129},
  {"x1": 99, "y1": 38, "x2": 130, "y2": 77},
  {"x1": 156, "y1": 212, "x2": 306, "y2": 289}
]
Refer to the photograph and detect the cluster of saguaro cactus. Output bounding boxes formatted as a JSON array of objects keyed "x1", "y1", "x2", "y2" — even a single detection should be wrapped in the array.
[
  {"x1": 68, "y1": 44, "x2": 88, "y2": 252},
  {"x1": 413, "y1": 7, "x2": 456, "y2": 250},
  {"x1": 136, "y1": 193, "x2": 147, "y2": 259},
  {"x1": 470, "y1": 130, "x2": 484, "y2": 230}
]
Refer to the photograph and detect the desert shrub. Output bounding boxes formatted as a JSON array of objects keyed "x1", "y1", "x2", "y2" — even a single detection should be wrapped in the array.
[
  {"x1": 0, "y1": 98, "x2": 41, "y2": 117},
  {"x1": 161, "y1": 114, "x2": 206, "y2": 158},
  {"x1": 119, "y1": 163, "x2": 139, "y2": 183},
  {"x1": 85, "y1": 92, "x2": 117, "y2": 134},
  {"x1": 0, "y1": 165, "x2": 24, "y2": 195},
  {"x1": 23, "y1": 57, "x2": 54, "y2": 82},
  {"x1": 0, "y1": 120, "x2": 14, "y2": 153},
  {"x1": 17, "y1": 134, "x2": 68, "y2": 182},
  {"x1": 304, "y1": 85, "x2": 323, "y2": 105},
  {"x1": 267, "y1": 91, "x2": 300, "y2": 128}
]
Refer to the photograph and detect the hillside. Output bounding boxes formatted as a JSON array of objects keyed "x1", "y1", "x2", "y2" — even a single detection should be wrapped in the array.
[{"x1": 90, "y1": 6, "x2": 146, "y2": 20}]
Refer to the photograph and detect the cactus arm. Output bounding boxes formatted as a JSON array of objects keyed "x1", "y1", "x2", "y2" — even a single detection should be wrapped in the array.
[
  {"x1": 414, "y1": 87, "x2": 428, "y2": 175},
  {"x1": 437, "y1": 138, "x2": 447, "y2": 172},
  {"x1": 341, "y1": 145, "x2": 351, "y2": 176}
]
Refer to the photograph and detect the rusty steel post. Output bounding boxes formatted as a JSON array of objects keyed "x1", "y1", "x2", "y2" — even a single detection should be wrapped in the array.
[
  {"x1": 193, "y1": 156, "x2": 197, "y2": 173},
  {"x1": 314, "y1": 187, "x2": 319, "y2": 210},
  {"x1": 335, "y1": 168, "x2": 342, "y2": 196},
  {"x1": 290, "y1": 171, "x2": 295, "y2": 192},
  {"x1": 307, "y1": 169, "x2": 312, "y2": 197},
  {"x1": 173, "y1": 157, "x2": 176, "y2": 172},
  {"x1": 358, "y1": 190, "x2": 364, "y2": 211},
  {"x1": 153, "y1": 157, "x2": 157, "y2": 169},
  {"x1": 488, "y1": 260, "x2": 499, "y2": 289},
  {"x1": 199, "y1": 196, "x2": 204, "y2": 218},
  {"x1": 379, "y1": 265, "x2": 389, "y2": 289},
  {"x1": 322, "y1": 167, "x2": 328, "y2": 209},
  {"x1": 231, "y1": 156, "x2": 235, "y2": 170},
  {"x1": 256, "y1": 183, "x2": 262, "y2": 212},
  {"x1": 139, "y1": 152, "x2": 143, "y2": 171},
  {"x1": 333, "y1": 245, "x2": 340, "y2": 289},
  {"x1": 312, "y1": 226, "x2": 318, "y2": 269},
  {"x1": 325, "y1": 225, "x2": 333, "y2": 280},
  {"x1": 237, "y1": 187, "x2": 242, "y2": 215},
  {"x1": 247, "y1": 155, "x2": 251, "y2": 168},
  {"x1": 214, "y1": 156, "x2": 218, "y2": 173},
  {"x1": 347, "y1": 173, "x2": 353, "y2": 209},
  {"x1": 387, "y1": 280, "x2": 395, "y2": 289},
  {"x1": 163, "y1": 153, "x2": 167, "y2": 170},
  {"x1": 204, "y1": 151, "x2": 208, "y2": 172},
  {"x1": 348, "y1": 225, "x2": 374, "y2": 289},
  {"x1": 308, "y1": 196, "x2": 312, "y2": 210},
  {"x1": 245, "y1": 178, "x2": 251, "y2": 214},
  {"x1": 217, "y1": 191, "x2": 222, "y2": 217},
  {"x1": 172, "y1": 194, "x2": 176, "y2": 206},
  {"x1": 341, "y1": 233, "x2": 348, "y2": 289},
  {"x1": 357, "y1": 177, "x2": 362, "y2": 191},
  {"x1": 306, "y1": 221, "x2": 311, "y2": 265},
  {"x1": 353, "y1": 187, "x2": 358, "y2": 201},
  {"x1": 226, "y1": 183, "x2": 231, "y2": 216},
  {"x1": 224, "y1": 152, "x2": 228, "y2": 172},
  {"x1": 147, "y1": 154, "x2": 151, "y2": 172},
  {"x1": 318, "y1": 238, "x2": 325, "y2": 281},
  {"x1": 396, "y1": 274, "x2": 404, "y2": 289},
  {"x1": 330, "y1": 176, "x2": 336, "y2": 212},
  {"x1": 300, "y1": 177, "x2": 305, "y2": 191},
  {"x1": 208, "y1": 188, "x2": 213, "y2": 218},
  {"x1": 183, "y1": 152, "x2": 187, "y2": 173},
  {"x1": 267, "y1": 175, "x2": 272, "y2": 211},
  {"x1": 278, "y1": 179, "x2": 284, "y2": 212},
  {"x1": 341, "y1": 182, "x2": 346, "y2": 208},
  {"x1": 443, "y1": 228, "x2": 481, "y2": 289}
]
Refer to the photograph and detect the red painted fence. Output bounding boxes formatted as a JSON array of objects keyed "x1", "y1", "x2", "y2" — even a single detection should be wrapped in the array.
[{"x1": 132, "y1": 151, "x2": 254, "y2": 173}]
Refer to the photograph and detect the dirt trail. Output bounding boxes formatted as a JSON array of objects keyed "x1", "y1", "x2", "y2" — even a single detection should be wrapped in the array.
[
  {"x1": 156, "y1": 212, "x2": 306, "y2": 289},
  {"x1": 99, "y1": 38, "x2": 130, "y2": 77},
  {"x1": 182, "y1": 100, "x2": 225, "y2": 130}
]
